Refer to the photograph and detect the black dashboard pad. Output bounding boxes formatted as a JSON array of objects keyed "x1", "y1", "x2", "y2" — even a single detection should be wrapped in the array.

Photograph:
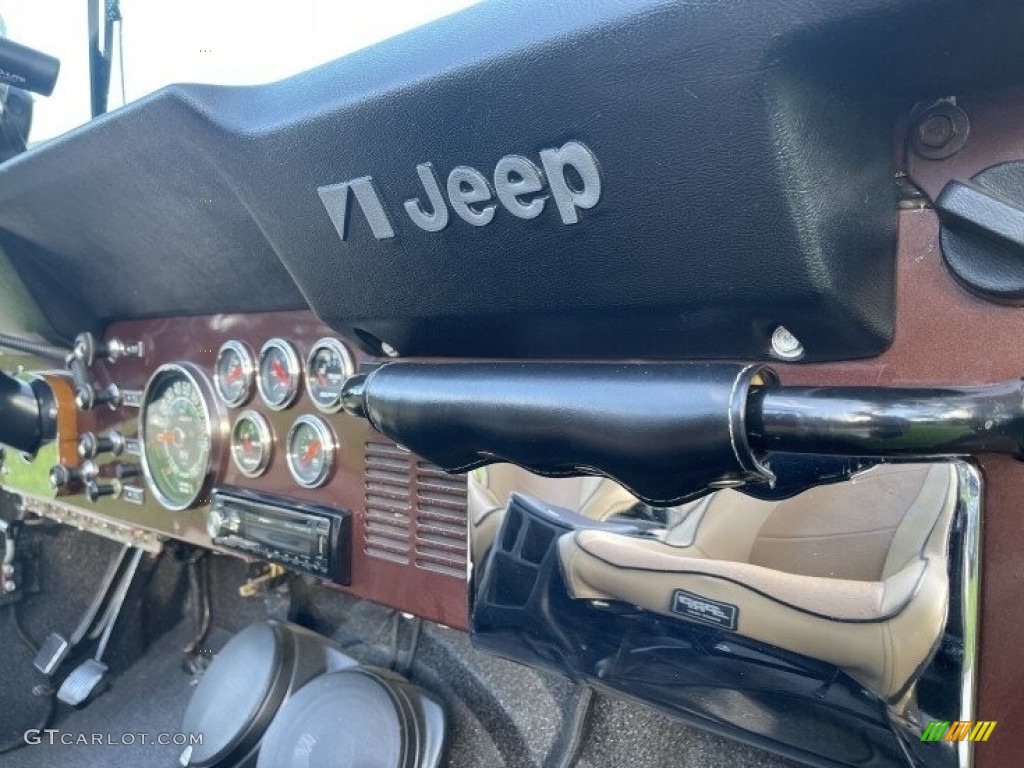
[{"x1": 2, "y1": 0, "x2": 1018, "y2": 359}]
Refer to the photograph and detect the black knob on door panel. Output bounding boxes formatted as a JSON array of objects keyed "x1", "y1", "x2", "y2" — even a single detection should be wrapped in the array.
[{"x1": 936, "y1": 161, "x2": 1024, "y2": 303}]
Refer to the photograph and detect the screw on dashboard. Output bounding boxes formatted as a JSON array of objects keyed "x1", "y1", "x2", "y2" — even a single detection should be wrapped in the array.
[{"x1": 770, "y1": 325, "x2": 805, "y2": 361}]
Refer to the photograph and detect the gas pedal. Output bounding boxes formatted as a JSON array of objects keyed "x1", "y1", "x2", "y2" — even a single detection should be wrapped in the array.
[{"x1": 56, "y1": 658, "x2": 109, "y2": 706}]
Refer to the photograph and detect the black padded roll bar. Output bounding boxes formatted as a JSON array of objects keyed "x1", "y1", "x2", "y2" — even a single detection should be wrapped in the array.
[{"x1": 342, "y1": 362, "x2": 1024, "y2": 505}]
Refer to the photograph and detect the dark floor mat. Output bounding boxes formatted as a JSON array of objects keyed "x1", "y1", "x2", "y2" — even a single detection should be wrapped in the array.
[
  {"x1": 576, "y1": 694, "x2": 800, "y2": 768},
  {"x1": 0, "y1": 607, "x2": 54, "y2": 755},
  {"x1": 1, "y1": 622, "x2": 229, "y2": 768}
]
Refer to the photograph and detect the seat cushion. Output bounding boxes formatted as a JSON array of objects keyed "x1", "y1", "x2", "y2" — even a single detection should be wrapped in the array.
[{"x1": 560, "y1": 530, "x2": 928, "y2": 622}]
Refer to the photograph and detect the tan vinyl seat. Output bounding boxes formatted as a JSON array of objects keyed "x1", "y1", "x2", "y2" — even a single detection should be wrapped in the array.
[{"x1": 470, "y1": 462, "x2": 959, "y2": 701}]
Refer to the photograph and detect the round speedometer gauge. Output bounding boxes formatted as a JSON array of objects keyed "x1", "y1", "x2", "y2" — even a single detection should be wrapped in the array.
[{"x1": 140, "y1": 364, "x2": 220, "y2": 510}]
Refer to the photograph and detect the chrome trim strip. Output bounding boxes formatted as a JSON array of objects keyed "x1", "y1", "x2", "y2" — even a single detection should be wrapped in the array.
[{"x1": 957, "y1": 462, "x2": 983, "y2": 768}]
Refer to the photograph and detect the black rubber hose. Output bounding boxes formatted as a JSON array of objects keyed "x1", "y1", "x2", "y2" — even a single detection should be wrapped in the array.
[{"x1": 0, "y1": 333, "x2": 71, "y2": 361}]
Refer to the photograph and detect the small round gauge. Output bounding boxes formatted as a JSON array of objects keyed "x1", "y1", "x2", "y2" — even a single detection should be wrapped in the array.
[
  {"x1": 140, "y1": 364, "x2": 220, "y2": 510},
  {"x1": 257, "y1": 339, "x2": 301, "y2": 411},
  {"x1": 286, "y1": 415, "x2": 335, "y2": 488},
  {"x1": 214, "y1": 341, "x2": 255, "y2": 407},
  {"x1": 230, "y1": 410, "x2": 272, "y2": 477},
  {"x1": 305, "y1": 338, "x2": 355, "y2": 413}
]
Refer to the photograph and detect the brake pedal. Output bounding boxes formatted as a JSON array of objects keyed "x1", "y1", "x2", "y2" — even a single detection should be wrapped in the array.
[
  {"x1": 33, "y1": 632, "x2": 71, "y2": 676},
  {"x1": 57, "y1": 547, "x2": 144, "y2": 707},
  {"x1": 34, "y1": 543, "x2": 130, "y2": 676}
]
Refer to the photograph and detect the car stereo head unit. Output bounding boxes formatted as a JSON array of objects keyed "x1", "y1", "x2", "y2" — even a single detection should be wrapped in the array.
[{"x1": 208, "y1": 488, "x2": 351, "y2": 584}]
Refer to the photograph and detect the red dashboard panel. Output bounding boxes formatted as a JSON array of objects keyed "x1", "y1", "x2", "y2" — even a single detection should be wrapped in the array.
[{"x1": 92, "y1": 311, "x2": 469, "y2": 630}]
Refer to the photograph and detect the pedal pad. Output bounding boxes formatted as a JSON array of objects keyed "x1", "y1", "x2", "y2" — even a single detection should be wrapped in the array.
[
  {"x1": 57, "y1": 658, "x2": 110, "y2": 706},
  {"x1": 34, "y1": 632, "x2": 70, "y2": 676}
]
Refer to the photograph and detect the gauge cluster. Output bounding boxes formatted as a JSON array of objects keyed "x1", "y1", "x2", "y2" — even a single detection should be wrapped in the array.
[
  {"x1": 94, "y1": 322, "x2": 363, "y2": 522},
  {"x1": 75, "y1": 316, "x2": 375, "y2": 576},
  {"x1": 14, "y1": 311, "x2": 470, "y2": 629},
  {"x1": 137, "y1": 334, "x2": 357, "y2": 511},
  {"x1": 209, "y1": 337, "x2": 352, "y2": 492}
]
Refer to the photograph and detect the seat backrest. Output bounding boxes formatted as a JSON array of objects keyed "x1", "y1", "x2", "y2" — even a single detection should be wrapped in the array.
[
  {"x1": 746, "y1": 464, "x2": 937, "y2": 581},
  {"x1": 472, "y1": 463, "x2": 949, "y2": 583},
  {"x1": 469, "y1": 466, "x2": 637, "y2": 526}
]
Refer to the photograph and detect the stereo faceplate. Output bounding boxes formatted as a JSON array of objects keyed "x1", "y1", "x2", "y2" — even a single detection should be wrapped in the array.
[{"x1": 210, "y1": 488, "x2": 351, "y2": 584}]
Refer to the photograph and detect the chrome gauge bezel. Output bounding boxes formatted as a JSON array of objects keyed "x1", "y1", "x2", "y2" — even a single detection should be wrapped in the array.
[
  {"x1": 214, "y1": 340, "x2": 256, "y2": 408},
  {"x1": 230, "y1": 409, "x2": 273, "y2": 478},
  {"x1": 286, "y1": 414, "x2": 336, "y2": 489},
  {"x1": 139, "y1": 362, "x2": 225, "y2": 511},
  {"x1": 305, "y1": 337, "x2": 355, "y2": 414},
  {"x1": 257, "y1": 338, "x2": 302, "y2": 411}
]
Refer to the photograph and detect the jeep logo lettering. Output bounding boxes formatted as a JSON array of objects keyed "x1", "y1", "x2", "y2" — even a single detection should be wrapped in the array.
[{"x1": 317, "y1": 141, "x2": 601, "y2": 241}]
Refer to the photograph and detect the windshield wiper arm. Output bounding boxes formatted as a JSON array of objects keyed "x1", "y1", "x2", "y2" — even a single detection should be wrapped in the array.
[{"x1": 87, "y1": 0, "x2": 121, "y2": 117}]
